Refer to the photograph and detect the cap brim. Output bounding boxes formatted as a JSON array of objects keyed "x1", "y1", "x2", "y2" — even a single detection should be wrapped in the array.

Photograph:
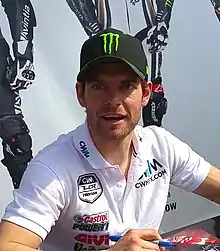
[{"x1": 77, "y1": 56, "x2": 146, "y2": 82}]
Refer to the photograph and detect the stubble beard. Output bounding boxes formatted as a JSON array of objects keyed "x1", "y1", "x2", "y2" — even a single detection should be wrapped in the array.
[{"x1": 87, "y1": 112, "x2": 141, "y2": 141}]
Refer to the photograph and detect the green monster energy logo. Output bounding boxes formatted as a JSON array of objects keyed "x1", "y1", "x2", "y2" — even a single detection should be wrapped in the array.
[
  {"x1": 146, "y1": 65, "x2": 149, "y2": 75},
  {"x1": 100, "y1": 32, "x2": 120, "y2": 54},
  {"x1": 165, "y1": 0, "x2": 174, "y2": 8}
]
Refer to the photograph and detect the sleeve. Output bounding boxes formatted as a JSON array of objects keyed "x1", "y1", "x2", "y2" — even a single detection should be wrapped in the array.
[
  {"x1": 162, "y1": 129, "x2": 212, "y2": 192},
  {"x1": 66, "y1": 0, "x2": 102, "y2": 37},
  {"x1": 1, "y1": 0, "x2": 37, "y2": 61},
  {"x1": 155, "y1": 0, "x2": 175, "y2": 28},
  {"x1": 1, "y1": 160, "x2": 66, "y2": 240},
  {"x1": 1, "y1": 0, "x2": 37, "y2": 42},
  {"x1": 0, "y1": 32, "x2": 16, "y2": 116}
]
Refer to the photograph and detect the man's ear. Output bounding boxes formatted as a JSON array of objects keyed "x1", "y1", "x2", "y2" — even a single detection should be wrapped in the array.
[
  {"x1": 142, "y1": 81, "x2": 152, "y2": 107},
  {"x1": 76, "y1": 82, "x2": 86, "y2": 107}
]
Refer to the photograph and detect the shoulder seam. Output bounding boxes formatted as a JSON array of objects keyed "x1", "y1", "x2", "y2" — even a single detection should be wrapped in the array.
[{"x1": 31, "y1": 160, "x2": 67, "y2": 203}]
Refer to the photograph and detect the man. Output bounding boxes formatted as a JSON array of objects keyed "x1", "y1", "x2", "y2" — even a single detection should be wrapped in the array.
[
  {"x1": 0, "y1": 27, "x2": 220, "y2": 251},
  {"x1": 0, "y1": 0, "x2": 36, "y2": 188},
  {"x1": 66, "y1": 0, "x2": 171, "y2": 127}
]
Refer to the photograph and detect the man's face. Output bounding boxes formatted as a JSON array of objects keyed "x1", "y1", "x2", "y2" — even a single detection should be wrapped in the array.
[{"x1": 76, "y1": 60, "x2": 151, "y2": 140}]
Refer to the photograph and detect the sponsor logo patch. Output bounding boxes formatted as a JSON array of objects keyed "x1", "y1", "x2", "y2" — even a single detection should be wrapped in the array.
[
  {"x1": 77, "y1": 173, "x2": 103, "y2": 203},
  {"x1": 135, "y1": 159, "x2": 167, "y2": 188},
  {"x1": 79, "y1": 141, "x2": 90, "y2": 158},
  {"x1": 72, "y1": 212, "x2": 109, "y2": 232}
]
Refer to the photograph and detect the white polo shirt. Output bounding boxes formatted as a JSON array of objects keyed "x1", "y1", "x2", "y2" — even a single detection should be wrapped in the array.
[{"x1": 2, "y1": 121, "x2": 211, "y2": 251}]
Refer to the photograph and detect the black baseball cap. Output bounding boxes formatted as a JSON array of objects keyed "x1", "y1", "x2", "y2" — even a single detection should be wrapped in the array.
[{"x1": 77, "y1": 28, "x2": 149, "y2": 82}]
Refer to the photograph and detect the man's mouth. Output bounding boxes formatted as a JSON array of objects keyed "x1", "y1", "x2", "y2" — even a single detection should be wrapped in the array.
[{"x1": 101, "y1": 114, "x2": 126, "y2": 122}]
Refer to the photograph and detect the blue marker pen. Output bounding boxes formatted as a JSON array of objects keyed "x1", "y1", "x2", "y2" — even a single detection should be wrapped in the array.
[
  {"x1": 109, "y1": 235, "x2": 122, "y2": 242},
  {"x1": 109, "y1": 235, "x2": 176, "y2": 247},
  {"x1": 152, "y1": 240, "x2": 176, "y2": 247}
]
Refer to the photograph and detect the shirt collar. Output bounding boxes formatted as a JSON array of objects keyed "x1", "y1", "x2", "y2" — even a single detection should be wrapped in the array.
[
  {"x1": 72, "y1": 120, "x2": 147, "y2": 170},
  {"x1": 73, "y1": 120, "x2": 113, "y2": 169}
]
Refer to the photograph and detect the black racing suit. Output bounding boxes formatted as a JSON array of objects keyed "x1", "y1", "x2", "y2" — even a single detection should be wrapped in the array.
[
  {"x1": 211, "y1": 0, "x2": 220, "y2": 21},
  {"x1": 0, "y1": 0, "x2": 36, "y2": 188}
]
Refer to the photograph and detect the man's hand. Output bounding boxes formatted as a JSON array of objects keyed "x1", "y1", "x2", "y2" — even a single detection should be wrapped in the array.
[
  {"x1": 7, "y1": 59, "x2": 35, "y2": 92},
  {"x1": 109, "y1": 229, "x2": 163, "y2": 251},
  {"x1": 147, "y1": 21, "x2": 169, "y2": 53}
]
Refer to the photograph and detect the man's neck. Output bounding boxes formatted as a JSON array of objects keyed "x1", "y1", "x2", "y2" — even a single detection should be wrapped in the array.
[{"x1": 88, "y1": 127, "x2": 134, "y2": 178}]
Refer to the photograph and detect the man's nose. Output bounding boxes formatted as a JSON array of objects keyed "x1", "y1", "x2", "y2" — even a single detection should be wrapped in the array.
[{"x1": 104, "y1": 89, "x2": 123, "y2": 107}]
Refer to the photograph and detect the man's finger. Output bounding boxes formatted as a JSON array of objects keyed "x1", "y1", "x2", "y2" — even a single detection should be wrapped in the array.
[
  {"x1": 139, "y1": 239, "x2": 160, "y2": 250},
  {"x1": 134, "y1": 229, "x2": 162, "y2": 241}
]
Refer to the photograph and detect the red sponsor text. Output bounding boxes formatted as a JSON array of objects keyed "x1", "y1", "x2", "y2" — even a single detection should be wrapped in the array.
[{"x1": 74, "y1": 234, "x2": 109, "y2": 246}]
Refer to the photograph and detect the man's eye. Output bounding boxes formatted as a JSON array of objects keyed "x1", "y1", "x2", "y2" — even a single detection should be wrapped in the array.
[
  {"x1": 122, "y1": 82, "x2": 135, "y2": 90},
  {"x1": 91, "y1": 83, "x2": 104, "y2": 90}
]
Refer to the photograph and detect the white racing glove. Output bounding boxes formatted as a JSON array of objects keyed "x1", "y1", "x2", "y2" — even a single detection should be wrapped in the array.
[
  {"x1": 9, "y1": 59, "x2": 35, "y2": 92},
  {"x1": 147, "y1": 21, "x2": 169, "y2": 53}
]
